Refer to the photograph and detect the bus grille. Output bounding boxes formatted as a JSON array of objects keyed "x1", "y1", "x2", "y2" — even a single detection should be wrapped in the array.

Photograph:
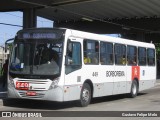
[{"x1": 14, "y1": 79, "x2": 52, "y2": 91}]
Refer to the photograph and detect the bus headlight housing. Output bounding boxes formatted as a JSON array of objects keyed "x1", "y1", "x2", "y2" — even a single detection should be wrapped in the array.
[
  {"x1": 49, "y1": 77, "x2": 59, "y2": 90},
  {"x1": 9, "y1": 75, "x2": 14, "y2": 87}
]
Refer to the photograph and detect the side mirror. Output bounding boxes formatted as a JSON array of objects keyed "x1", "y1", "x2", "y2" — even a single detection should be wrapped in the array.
[
  {"x1": 65, "y1": 56, "x2": 73, "y2": 65},
  {"x1": 5, "y1": 38, "x2": 14, "y2": 53},
  {"x1": 65, "y1": 56, "x2": 69, "y2": 66},
  {"x1": 5, "y1": 43, "x2": 8, "y2": 53}
]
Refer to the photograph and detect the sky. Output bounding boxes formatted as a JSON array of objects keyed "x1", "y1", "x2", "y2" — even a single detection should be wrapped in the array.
[
  {"x1": 0, "y1": 11, "x2": 120, "y2": 46},
  {"x1": 0, "y1": 11, "x2": 53, "y2": 46}
]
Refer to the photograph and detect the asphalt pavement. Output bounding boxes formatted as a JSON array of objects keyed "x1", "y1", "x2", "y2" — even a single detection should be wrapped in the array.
[{"x1": 0, "y1": 76, "x2": 7, "y2": 106}]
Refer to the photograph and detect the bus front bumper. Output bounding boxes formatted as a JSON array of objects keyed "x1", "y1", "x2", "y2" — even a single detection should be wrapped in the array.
[{"x1": 7, "y1": 84, "x2": 64, "y2": 102}]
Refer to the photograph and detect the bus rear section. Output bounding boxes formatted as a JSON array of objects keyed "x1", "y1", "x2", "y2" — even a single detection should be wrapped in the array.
[{"x1": 60, "y1": 31, "x2": 156, "y2": 107}]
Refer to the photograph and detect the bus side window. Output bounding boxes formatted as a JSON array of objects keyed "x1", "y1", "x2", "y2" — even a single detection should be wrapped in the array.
[
  {"x1": 100, "y1": 42, "x2": 113, "y2": 65},
  {"x1": 147, "y1": 48, "x2": 155, "y2": 66},
  {"x1": 83, "y1": 40, "x2": 99, "y2": 65},
  {"x1": 127, "y1": 46, "x2": 137, "y2": 66},
  {"x1": 115, "y1": 44, "x2": 126, "y2": 65},
  {"x1": 138, "y1": 47, "x2": 146, "y2": 66}
]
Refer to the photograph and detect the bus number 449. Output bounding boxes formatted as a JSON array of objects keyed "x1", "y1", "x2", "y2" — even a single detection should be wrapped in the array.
[{"x1": 92, "y1": 72, "x2": 98, "y2": 77}]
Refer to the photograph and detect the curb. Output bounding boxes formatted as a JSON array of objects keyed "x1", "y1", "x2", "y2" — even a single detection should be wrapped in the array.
[
  {"x1": 0, "y1": 99, "x2": 3, "y2": 106},
  {"x1": 0, "y1": 91, "x2": 7, "y2": 106},
  {"x1": 156, "y1": 82, "x2": 160, "y2": 86}
]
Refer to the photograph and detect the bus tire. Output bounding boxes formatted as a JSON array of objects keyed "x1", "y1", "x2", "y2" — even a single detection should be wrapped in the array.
[
  {"x1": 78, "y1": 83, "x2": 91, "y2": 107},
  {"x1": 129, "y1": 80, "x2": 138, "y2": 98}
]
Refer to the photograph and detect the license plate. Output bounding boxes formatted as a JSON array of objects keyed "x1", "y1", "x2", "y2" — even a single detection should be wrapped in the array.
[
  {"x1": 16, "y1": 82, "x2": 29, "y2": 90},
  {"x1": 26, "y1": 91, "x2": 36, "y2": 96}
]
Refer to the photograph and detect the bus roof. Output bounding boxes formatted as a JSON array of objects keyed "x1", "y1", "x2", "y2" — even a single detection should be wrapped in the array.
[
  {"x1": 66, "y1": 28, "x2": 155, "y2": 49},
  {"x1": 16, "y1": 27, "x2": 155, "y2": 49}
]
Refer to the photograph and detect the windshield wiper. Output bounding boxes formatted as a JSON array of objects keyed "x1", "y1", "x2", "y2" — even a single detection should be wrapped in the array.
[
  {"x1": 30, "y1": 66, "x2": 32, "y2": 74},
  {"x1": 33, "y1": 41, "x2": 39, "y2": 70},
  {"x1": 38, "y1": 47, "x2": 43, "y2": 67}
]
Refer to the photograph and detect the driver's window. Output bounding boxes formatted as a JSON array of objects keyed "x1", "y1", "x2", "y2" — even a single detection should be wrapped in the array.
[{"x1": 65, "y1": 41, "x2": 82, "y2": 74}]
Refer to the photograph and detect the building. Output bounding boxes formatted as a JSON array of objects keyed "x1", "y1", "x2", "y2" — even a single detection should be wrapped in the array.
[{"x1": 0, "y1": 47, "x2": 9, "y2": 69}]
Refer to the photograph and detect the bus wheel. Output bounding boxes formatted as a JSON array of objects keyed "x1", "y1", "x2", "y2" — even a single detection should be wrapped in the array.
[
  {"x1": 129, "y1": 80, "x2": 138, "y2": 98},
  {"x1": 78, "y1": 83, "x2": 91, "y2": 107}
]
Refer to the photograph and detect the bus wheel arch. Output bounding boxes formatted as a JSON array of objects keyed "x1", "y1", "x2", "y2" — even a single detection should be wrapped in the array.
[
  {"x1": 129, "y1": 78, "x2": 139, "y2": 98},
  {"x1": 78, "y1": 79, "x2": 93, "y2": 107},
  {"x1": 84, "y1": 79, "x2": 93, "y2": 98}
]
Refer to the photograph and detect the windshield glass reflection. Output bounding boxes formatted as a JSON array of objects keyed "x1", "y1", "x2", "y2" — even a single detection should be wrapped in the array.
[{"x1": 10, "y1": 41, "x2": 63, "y2": 76}]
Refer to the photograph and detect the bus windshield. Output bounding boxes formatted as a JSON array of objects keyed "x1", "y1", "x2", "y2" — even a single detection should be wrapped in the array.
[{"x1": 10, "y1": 40, "x2": 63, "y2": 77}]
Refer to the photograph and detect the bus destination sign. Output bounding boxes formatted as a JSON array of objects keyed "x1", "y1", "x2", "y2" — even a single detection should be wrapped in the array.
[{"x1": 18, "y1": 33, "x2": 57, "y2": 39}]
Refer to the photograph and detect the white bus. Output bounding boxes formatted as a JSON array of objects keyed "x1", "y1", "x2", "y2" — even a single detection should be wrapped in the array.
[{"x1": 8, "y1": 28, "x2": 156, "y2": 107}]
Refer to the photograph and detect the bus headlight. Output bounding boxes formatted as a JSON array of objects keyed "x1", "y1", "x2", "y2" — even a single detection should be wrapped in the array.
[
  {"x1": 49, "y1": 78, "x2": 59, "y2": 90},
  {"x1": 9, "y1": 75, "x2": 14, "y2": 87}
]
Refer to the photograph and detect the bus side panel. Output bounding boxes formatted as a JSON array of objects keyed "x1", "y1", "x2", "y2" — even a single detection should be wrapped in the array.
[
  {"x1": 139, "y1": 66, "x2": 156, "y2": 91},
  {"x1": 112, "y1": 66, "x2": 127, "y2": 95},
  {"x1": 63, "y1": 69, "x2": 83, "y2": 101},
  {"x1": 92, "y1": 65, "x2": 114, "y2": 97},
  {"x1": 126, "y1": 66, "x2": 132, "y2": 93},
  {"x1": 44, "y1": 86, "x2": 64, "y2": 101},
  {"x1": 126, "y1": 66, "x2": 156, "y2": 93},
  {"x1": 63, "y1": 65, "x2": 115, "y2": 101}
]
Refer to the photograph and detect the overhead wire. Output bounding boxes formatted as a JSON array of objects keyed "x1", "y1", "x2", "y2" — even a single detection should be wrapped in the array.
[
  {"x1": 0, "y1": 22, "x2": 22, "y2": 27},
  {"x1": 0, "y1": 11, "x2": 53, "y2": 27},
  {"x1": 1, "y1": 12, "x2": 53, "y2": 23}
]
